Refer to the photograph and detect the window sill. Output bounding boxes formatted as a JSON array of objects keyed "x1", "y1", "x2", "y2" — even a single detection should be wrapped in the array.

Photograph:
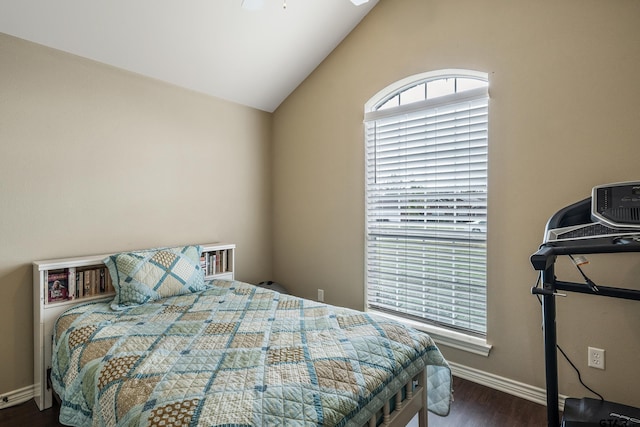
[{"x1": 367, "y1": 310, "x2": 492, "y2": 357}]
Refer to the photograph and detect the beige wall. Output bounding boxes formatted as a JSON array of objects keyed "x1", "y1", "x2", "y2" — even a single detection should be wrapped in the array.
[
  {"x1": 0, "y1": 34, "x2": 272, "y2": 393},
  {"x1": 273, "y1": 0, "x2": 640, "y2": 407}
]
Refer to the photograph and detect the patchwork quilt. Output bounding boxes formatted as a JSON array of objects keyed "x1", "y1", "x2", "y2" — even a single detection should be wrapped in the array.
[{"x1": 52, "y1": 280, "x2": 452, "y2": 427}]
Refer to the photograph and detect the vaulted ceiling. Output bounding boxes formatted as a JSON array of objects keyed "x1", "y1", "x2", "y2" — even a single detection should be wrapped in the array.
[{"x1": 0, "y1": 0, "x2": 378, "y2": 112}]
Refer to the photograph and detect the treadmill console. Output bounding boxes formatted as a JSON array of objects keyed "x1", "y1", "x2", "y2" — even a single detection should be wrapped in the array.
[
  {"x1": 543, "y1": 182, "x2": 640, "y2": 244},
  {"x1": 592, "y1": 181, "x2": 640, "y2": 228}
]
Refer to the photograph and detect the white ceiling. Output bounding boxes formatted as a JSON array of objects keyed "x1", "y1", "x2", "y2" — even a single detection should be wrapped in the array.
[{"x1": 0, "y1": 0, "x2": 378, "y2": 112}]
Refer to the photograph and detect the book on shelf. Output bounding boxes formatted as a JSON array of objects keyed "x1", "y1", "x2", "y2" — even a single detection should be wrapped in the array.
[
  {"x1": 99, "y1": 268, "x2": 106, "y2": 293},
  {"x1": 76, "y1": 270, "x2": 84, "y2": 299},
  {"x1": 221, "y1": 250, "x2": 227, "y2": 273},
  {"x1": 83, "y1": 268, "x2": 92, "y2": 296},
  {"x1": 68, "y1": 267, "x2": 76, "y2": 300},
  {"x1": 202, "y1": 252, "x2": 217, "y2": 276},
  {"x1": 200, "y1": 254, "x2": 209, "y2": 275},
  {"x1": 47, "y1": 269, "x2": 69, "y2": 303},
  {"x1": 200, "y1": 249, "x2": 232, "y2": 277},
  {"x1": 40, "y1": 266, "x2": 116, "y2": 301},
  {"x1": 215, "y1": 251, "x2": 221, "y2": 274}
]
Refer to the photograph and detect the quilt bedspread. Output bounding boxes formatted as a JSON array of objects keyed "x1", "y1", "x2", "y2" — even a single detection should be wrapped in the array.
[{"x1": 52, "y1": 280, "x2": 451, "y2": 427}]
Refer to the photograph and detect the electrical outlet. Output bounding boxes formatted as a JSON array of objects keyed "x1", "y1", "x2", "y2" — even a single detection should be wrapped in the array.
[
  {"x1": 588, "y1": 347, "x2": 605, "y2": 370},
  {"x1": 317, "y1": 289, "x2": 324, "y2": 302}
]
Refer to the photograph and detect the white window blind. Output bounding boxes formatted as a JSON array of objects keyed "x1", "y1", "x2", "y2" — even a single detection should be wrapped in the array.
[{"x1": 365, "y1": 83, "x2": 489, "y2": 336}]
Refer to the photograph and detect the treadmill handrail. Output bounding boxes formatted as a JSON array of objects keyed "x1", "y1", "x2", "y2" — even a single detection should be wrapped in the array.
[{"x1": 531, "y1": 240, "x2": 640, "y2": 271}]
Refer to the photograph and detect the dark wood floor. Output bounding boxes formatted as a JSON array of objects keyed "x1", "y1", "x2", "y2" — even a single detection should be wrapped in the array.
[
  {"x1": 428, "y1": 376, "x2": 549, "y2": 426},
  {"x1": 0, "y1": 376, "x2": 550, "y2": 426}
]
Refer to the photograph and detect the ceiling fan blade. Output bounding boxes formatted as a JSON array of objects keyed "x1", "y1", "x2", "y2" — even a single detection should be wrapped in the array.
[
  {"x1": 242, "y1": 0, "x2": 368, "y2": 9},
  {"x1": 241, "y1": 0, "x2": 265, "y2": 10}
]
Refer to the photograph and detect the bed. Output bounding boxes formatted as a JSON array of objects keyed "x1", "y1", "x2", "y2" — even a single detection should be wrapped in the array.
[{"x1": 49, "y1": 246, "x2": 452, "y2": 427}]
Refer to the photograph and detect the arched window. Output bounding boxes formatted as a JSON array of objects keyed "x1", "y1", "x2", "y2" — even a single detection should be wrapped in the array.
[{"x1": 365, "y1": 69, "x2": 489, "y2": 337}]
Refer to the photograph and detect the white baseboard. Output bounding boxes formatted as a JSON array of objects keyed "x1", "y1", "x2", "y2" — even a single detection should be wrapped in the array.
[
  {"x1": 449, "y1": 361, "x2": 567, "y2": 410},
  {"x1": 0, "y1": 384, "x2": 36, "y2": 410}
]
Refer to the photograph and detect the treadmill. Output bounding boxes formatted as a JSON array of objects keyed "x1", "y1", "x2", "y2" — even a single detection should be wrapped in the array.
[{"x1": 530, "y1": 181, "x2": 640, "y2": 427}]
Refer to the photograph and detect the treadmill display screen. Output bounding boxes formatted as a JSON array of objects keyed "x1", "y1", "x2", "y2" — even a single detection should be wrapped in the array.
[{"x1": 592, "y1": 182, "x2": 640, "y2": 227}]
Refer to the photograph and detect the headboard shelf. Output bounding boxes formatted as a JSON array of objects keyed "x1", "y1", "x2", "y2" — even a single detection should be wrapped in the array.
[{"x1": 33, "y1": 242, "x2": 235, "y2": 410}]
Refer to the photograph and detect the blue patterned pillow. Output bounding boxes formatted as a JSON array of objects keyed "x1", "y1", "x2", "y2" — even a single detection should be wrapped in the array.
[{"x1": 104, "y1": 245, "x2": 206, "y2": 310}]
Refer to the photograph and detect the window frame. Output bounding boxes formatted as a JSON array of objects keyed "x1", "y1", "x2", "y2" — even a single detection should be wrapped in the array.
[{"x1": 363, "y1": 69, "x2": 492, "y2": 356}]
